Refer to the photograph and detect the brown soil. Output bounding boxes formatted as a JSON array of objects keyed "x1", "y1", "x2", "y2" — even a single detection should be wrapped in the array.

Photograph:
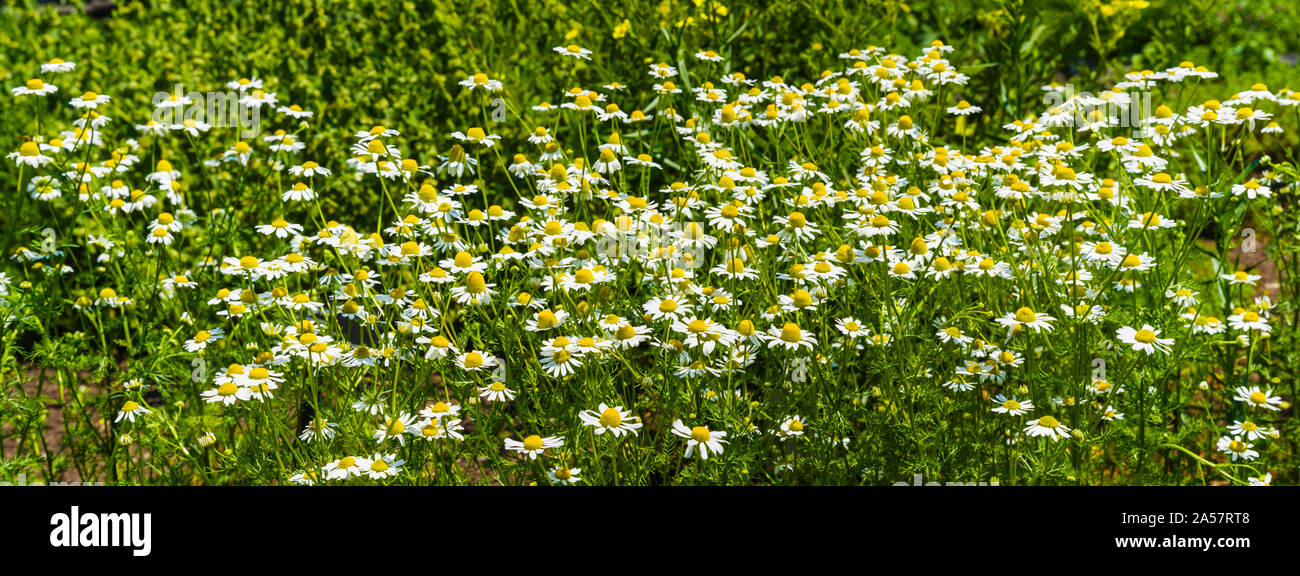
[{"x1": 2, "y1": 367, "x2": 105, "y2": 484}]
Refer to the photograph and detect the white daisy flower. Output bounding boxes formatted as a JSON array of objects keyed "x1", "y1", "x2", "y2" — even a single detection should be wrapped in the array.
[{"x1": 671, "y1": 419, "x2": 728, "y2": 459}]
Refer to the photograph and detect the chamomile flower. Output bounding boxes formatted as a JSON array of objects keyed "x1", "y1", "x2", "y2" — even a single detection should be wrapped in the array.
[
  {"x1": 504, "y1": 434, "x2": 563, "y2": 460},
  {"x1": 1024, "y1": 415, "x2": 1070, "y2": 441},
  {"x1": 1116, "y1": 324, "x2": 1174, "y2": 355},
  {"x1": 540, "y1": 343, "x2": 582, "y2": 378},
  {"x1": 643, "y1": 295, "x2": 693, "y2": 322},
  {"x1": 256, "y1": 219, "x2": 304, "y2": 238},
  {"x1": 458, "y1": 73, "x2": 503, "y2": 92},
  {"x1": 1227, "y1": 309, "x2": 1271, "y2": 333},
  {"x1": 1165, "y1": 287, "x2": 1199, "y2": 307},
  {"x1": 300, "y1": 417, "x2": 338, "y2": 442},
  {"x1": 1228, "y1": 179, "x2": 1270, "y2": 202},
  {"x1": 451, "y1": 126, "x2": 500, "y2": 148},
  {"x1": 1228, "y1": 420, "x2": 1277, "y2": 442},
  {"x1": 374, "y1": 412, "x2": 415, "y2": 445},
  {"x1": 415, "y1": 417, "x2": 465, "y2": 442},
  {"x1": 454, "y1": 350, "x2": 498, "y2": 372},
  {"x1": 579, "y1": 403, "x2": 643, "y2": 437},
  {"x1": 1233, "y1": 386, "x2": 1282, "y2": 411},
  {"x1": 184, "y1": 328, "x2": 225, "y2": 352},
  {"x1": 671, "y1": 419, "x2": 728, "y2": 459},
  {"x1": 1221, "y1": 270, "x2": 1262, "y2": 286},
  {"x1": 992, "y1": 395, "x2": 1033, "y2": 416},
  {"x1": 766, "y1": 322, "x2": 817, "y2": 351},
  {"x1": 114, "y1": 400, "x2": 150, "y2": 423},
  {"x1": 694, "y1": 49, "x2": 725, "y2": 62},
  {"x1": 12, "y1": 78, "x2": 58, "y2": 97},
  {"x1": 69, "y1": 91, "x2": 110, "y2": 109},
  {"x1": 8, "y1": 142, "x2": 53, "y2": 168},
  {"x1": 41, "y1": 58, "x2": 76, "y2": 74},
  {"x1": 946, "y1": 100, "x2": 981, "y2": 115},
  {"x1": 325, "y1": 456, "x2": 363, "y2": 481},
  {"x1": 996, "y1": 306, "x2": 1056, "y2": 334},
  {"x1": 202, "y1": 381, "x2": 252, "y2": 405},
  {"x1": 548, "y1": 466, "x2": 582, "y2": 485},
  {"x1": 1215, "y1": 435, "x2": 1258, "y2": 462},
  {"x1": 478, "y1": 381, "x2": 516, "y2": 403},
  {"x1": 277, "y1": 104, "x2": 314, "y2": 118},
  {"x1": 836, "y1": 317, "x2": 870, "y2": 338},
  {"x1": 555, "y1": 44, "x2": 593, "y2": 60},
  {"x1": 777, "y1": 416, "x2": 806, "y2": 439},
  {"x1": 357, "y1": 453, "x2": 405, "y2": 479}
]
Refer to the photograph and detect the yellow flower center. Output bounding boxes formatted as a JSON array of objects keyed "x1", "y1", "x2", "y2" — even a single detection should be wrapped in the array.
[
  {"x1": 792, "y1": 290, "x2": 813, "y2": 308},
  {"x1": 465, "y1": 272, "x2": 487, "y2": 294},
  {"x1": 523, "y1": 435, "x2": 544, "y2": 451},
  {"x1": 690, "y1": 426, "x2": 711, "y2": 442},
  {"x1": 463, "y1": 352, "x2": 484, "y2": 368},
  {"x1": 1014, "y1": 307, "x2": 1037, "y2": 323},
  {"x1": 385, "y1": 418, "x2": 405, "y2": 435},
  {"x1": 599, "y1": 408, "x2": 623, "y2": 428},
  {"x1": 780, "y1": 323, "x2": 802, "y2": 343},
  {"x1": 452, "y1": 251, "x2": 474, "y2": 268},
  {"x1": 535, "y1": 310, "x2": 558, "y2": 329}
]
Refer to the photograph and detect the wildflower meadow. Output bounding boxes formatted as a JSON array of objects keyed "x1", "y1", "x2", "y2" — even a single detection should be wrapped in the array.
[{"x1": 2, "y1": 0, "x2": 1299, "y2": 488}]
